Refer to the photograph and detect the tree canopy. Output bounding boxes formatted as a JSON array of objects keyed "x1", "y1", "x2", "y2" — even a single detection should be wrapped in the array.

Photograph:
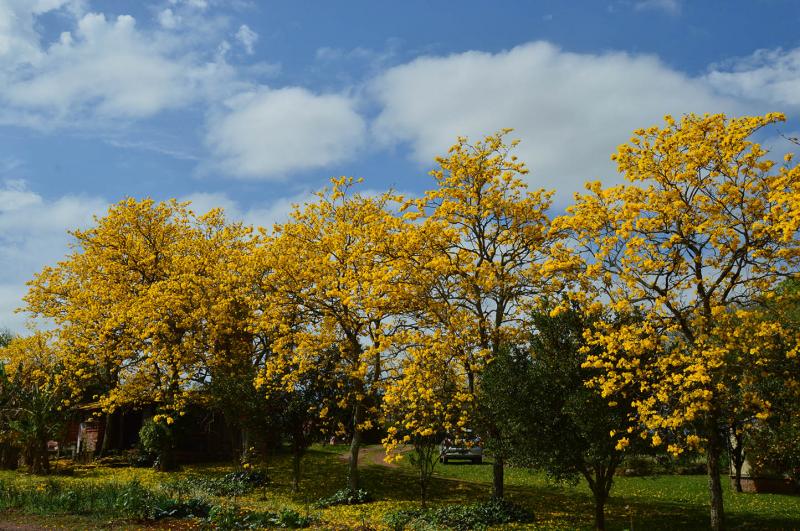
[{"x1": 11, "y1": 114, "x2": 800, "y2": 530}]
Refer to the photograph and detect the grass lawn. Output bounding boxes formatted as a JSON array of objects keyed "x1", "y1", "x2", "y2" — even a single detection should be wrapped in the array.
[
  {"x1": 0, "y1": 445, "x2": 798, "y2": 529},
  {"x1": 428, "y1": 457, "x2": 800, "y2": 529}
]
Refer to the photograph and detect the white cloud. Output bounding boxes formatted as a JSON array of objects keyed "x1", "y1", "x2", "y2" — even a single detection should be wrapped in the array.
[
  {"x1": 0, "y1": 180, "x2": 107, "y2": 332},
  {"x1": 104, "y1": 138, "x2": 200, "y2": 161},
  {"x1": 0, "y1": 3, "x2": 241, "y2": 128},
  {"x1": 1, "y1": 12, "x2": 197, "y2": 122},
  {"x1": 0, "y1": 179, "x2": 41, "y2": 211},
  {"x1": 158, "y1": 8, "x2": 180, "y2": 29},
  {"x1": 0, "y1": 0, "x2": 75, "y2": 63},
  {"x1": 171, "y1": 0, "x2": 208, "y2": 10},
  {"x1": 0, "y1": 157, "x2": 23, "y2": 175},
  {"x1": 634, "y1": 0, "x2": 681, "y2": 15},
  {"x1": 0, "y1": 283, "x2": 28, "y2": 333},
  {"x1": 370, "y1": 42, "x2": 743, "y2": 205},
  {"x1": 705, "y1": 47, "x2": 800, "y2": 109},
  {"x1": 180, "y1": 191, "x2": 238, "y2": 217},
  {"x1": 206, "y1": 87, "x2": 366, "y2": 179},
  {"x1": 235, "y1": 24, "x2": 258, "y2": 55},
  {"x1": 313, "y1": 40, "x2": 401, "y2": 78}
]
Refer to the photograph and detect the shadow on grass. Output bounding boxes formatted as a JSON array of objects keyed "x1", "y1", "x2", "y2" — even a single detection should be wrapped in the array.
[
  {"x1": 2, "y1": 447, "x2": 798, "y2": 530},
  {"x1": 265, "y1": 446, "x2": 488, "y2": 505},
  {"x1": 271, "y1": 450, "x2": 661, "y2": 528},
  {"x1": 271, "y1": 448, "x2": 800, "y2": 530},
  {"x1": 607, "y1": 496, "x2": 800, "y2": 530}
]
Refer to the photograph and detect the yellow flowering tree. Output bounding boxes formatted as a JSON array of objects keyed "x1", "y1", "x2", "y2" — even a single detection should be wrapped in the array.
[
  {"x1": 26, "y1": 200, "x2": 192, "y2": 417},
  {"x1": 405, "y1": 130, "x2": 557, "y2": 498},
  {"x1": 0, "y1": 332, "x2": 72, "y2": 474},
  {"x1": 25, "y1": 199, "x2": 255, "y2": 469},
  {"x1": 257, "y1": 178, "x2": 416, "y2": 490},
  {"x1": 24, "y1": 221, "x2": 142, "y2": 455},
  {"x1": 169, "y1": 208, "x2": 263, "y2": 462},
  {"x1": 382, "y1": 332, "x2": 473, "y2": 507},
  {"x1": 556, "y1": 113, "x2": 800, "y2": 530}
]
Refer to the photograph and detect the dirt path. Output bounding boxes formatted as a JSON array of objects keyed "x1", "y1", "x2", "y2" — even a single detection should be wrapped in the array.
[
  {"x1": 337, "y1": 444, "x2": 399, "y2": 468},
  {"x1": 0, "y1": 515, "x2": 201, "y2": 530}
]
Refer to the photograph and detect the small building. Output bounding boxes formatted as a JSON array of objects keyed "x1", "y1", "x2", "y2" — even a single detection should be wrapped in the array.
[
  {"x1": 61, "y1": 402, "x2": 235, "y2": 463},
  {"x1": 730, "y1": 456, "x2": 799, "y2": 494}
]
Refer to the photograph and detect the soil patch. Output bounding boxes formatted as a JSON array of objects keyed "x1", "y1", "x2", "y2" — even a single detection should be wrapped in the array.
[{"x1": 338, "y1": 444, "x2": 399, "y2": 468}]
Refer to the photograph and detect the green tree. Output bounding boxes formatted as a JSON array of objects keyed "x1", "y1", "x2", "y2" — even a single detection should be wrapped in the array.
[
  {"x1": 0, "y1": 330, "x2": 12, "y2": 348},
  {"x1": 280, "y1": 378, "x2": 327, "y2": 492},
  {"x1": 740, "y1": 278, "x2": 800, "y2": 485},
  {"x1": 473, "y1": 347, "x2": 526, "y2": 500},
  {"x1": 203, "y1": 334, "x2": 281, "y2": 467},
  {"x1": 0, "y1": 329, "x2": 17, "y2": 469},
  {"x1": 482, "y1": 305, "x2": 640, "y2": 530}
]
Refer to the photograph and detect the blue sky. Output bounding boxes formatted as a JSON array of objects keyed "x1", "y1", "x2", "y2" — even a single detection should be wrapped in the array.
[{"x1": 1, "y1": 0, "x2": 799, "y2": 330}]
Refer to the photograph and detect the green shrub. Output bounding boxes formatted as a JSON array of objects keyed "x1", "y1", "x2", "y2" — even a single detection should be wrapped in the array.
[
  {"x1": 0, "y1": 478, "x2": 209, "y2": 521},
  {"x1": 619, "y1": 454, "x2": 706, "y2": 476},
  {"x1": 275, "y1": 508, "x2": 316, "y2": 528},
  {"x1": 148, "y1": 497, "x2": 211, "y2": 520},
  {"x1": 619, "y1": 455, "x2": 655, "y2": 476},
  {"x1": 138, "y1": 418, "x2": 174, "y2": 470},
  {"x1": 384, "y1": 498, "x2": 533, "y2": 531},
  {"x1": 225, "y1": 468, "x2": 269, "y2": 485},
  {"x1": 128, "y1": 449, "x2": 155, "y2": 468},
  {"x1": 207, "y1": 504, "x2": 246, "y2": 529},
  {"x1": 207, "y1": 503, "x2": 315, "y2": 529},
  {"x1": 314, "y1": 487, "x2": 372, "y2": 508},
  {"x1": 163, "y1": 469, "x2": 269, "y2": 497}
]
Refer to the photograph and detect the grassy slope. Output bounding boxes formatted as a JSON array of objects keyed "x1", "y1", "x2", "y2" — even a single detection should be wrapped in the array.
[{"x1": 0, "y1": 445, "x2": 798, "y2": 529}]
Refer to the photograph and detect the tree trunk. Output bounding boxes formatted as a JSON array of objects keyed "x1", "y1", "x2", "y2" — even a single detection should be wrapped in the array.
[
  {"x1": 582, "y1": 459, "x2": 618, "y2": 531},
  {"x1": 348, "y1": 402, "x2": 363, "y2": 491},
  {"x1": 241, "y1": 426, "x2": 251, "y2": 466},
  {"x1": 157, "y1": 446, "x2": 175, "y2": 472},
  {"x1": 28, "y1": 439, "x2": 50, "y2": 475},
  {"x1": 226, "y1": 418, "x2": 240, "y2": 464},
  {"x1": 733, "y1": 462, "x2": 743, "y2": 493},
  {"x1": 118, "y1": 411, "x2": 125, "y2": 449},
  {"x1": 292, "y1": 450, "x2": 301, "y2": 492},
  {"x1": 42, "y1": 444, "x2": 50, "y2": 474},
  {"x1": 706, "y1": 423, "x2": 725, "y2": 530},
  {"x1": 98, "y1": 411, "x2": 114, "y2": 457},
  {"x1": 593, "y1": 488, "x2": 607, "y2": 531},
  {"x1": 728, "y1": 429, "x2": 745, "y2": 493},
  {"x1": 157, "y1": 425, "x2": 176, "y2": 472},
  {"x1": 492, "y1": 454, "x2": 504, "y2": 499},
  {"x1": 417, "y1": 443, "x2": 434, "y2": 508},
  {"x1": 28, "y1": 451, "x2": 39, "y2": 475}
]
